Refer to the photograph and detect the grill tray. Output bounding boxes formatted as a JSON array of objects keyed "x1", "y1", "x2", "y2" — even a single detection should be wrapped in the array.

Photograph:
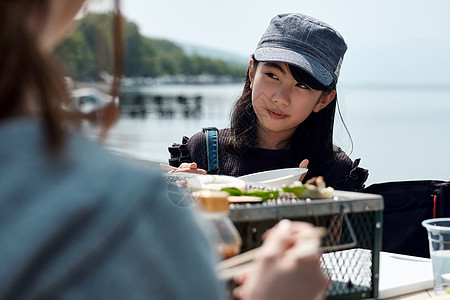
[{"x1": 229, "y1": 190, "x2": 384, "y2": 299}]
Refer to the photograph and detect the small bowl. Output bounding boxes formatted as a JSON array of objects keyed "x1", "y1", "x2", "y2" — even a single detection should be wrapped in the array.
[
  {"x1": 187, "y1": 175, "x2": 247, "y2": 191},
  {"x1": 238, "y1": 168, "x2": 308, "y2": 186}
]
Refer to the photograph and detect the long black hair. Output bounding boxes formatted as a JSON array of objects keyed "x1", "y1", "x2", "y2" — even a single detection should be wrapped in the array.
[{"x1": 229, "y1": 56, "x2": 346, "y2": 172}]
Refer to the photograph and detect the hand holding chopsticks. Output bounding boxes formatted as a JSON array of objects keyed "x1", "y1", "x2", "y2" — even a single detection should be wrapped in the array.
[
  {"x1": 223, "y1": 219, "x2": 329, "y2": 300},
  {"x1": 218, "y1": 226, "x2": 326, "y2": 280}
]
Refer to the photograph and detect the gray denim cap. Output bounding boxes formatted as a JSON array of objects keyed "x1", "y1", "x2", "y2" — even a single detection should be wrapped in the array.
[{"x1": 254, "y1": 13, "x2": 347, "y2": 86}]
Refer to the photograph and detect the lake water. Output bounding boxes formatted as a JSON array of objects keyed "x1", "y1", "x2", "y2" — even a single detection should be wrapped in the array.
[{"x1": 83, "y1": 83, "x2": 450, "y2": 186}]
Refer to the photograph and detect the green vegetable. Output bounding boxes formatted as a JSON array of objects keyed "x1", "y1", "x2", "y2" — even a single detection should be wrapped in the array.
[
  {"x1": 282, "y1": 185, "x2": 307, "y2": 198},
  {"x1": 245, "y1": 190, "x2": 279, "y2": 200},
  {"x1": 221, "y1": 187, "x2": 242, "y2": 196},
  {"x1": 220, "y1": 188, "x2": 279, "y2": 200}
]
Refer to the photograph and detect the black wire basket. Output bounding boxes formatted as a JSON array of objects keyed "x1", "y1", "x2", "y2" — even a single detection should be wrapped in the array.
[{"x1": 229, "y1": 190, "x2": 384, "y2": 299}]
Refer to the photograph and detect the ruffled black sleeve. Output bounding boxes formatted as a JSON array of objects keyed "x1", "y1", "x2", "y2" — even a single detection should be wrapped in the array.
[
  {"x1": 308, "y1": 147, "x2": 369, "y2": 192},
  {"x1": 334, "y1": 158, "x2": 369, "y2": 192},
  {"x1": 168, "y1": 136, "x2": 192, "y2": 167},
  {"x1": 168, "y1": 132, "x2": 208, "y2": 170}
]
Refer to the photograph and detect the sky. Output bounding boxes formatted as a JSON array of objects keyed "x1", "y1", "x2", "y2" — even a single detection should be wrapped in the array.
[{"x1": 88, "y1": 0, "x2": 450, "y2": 85}]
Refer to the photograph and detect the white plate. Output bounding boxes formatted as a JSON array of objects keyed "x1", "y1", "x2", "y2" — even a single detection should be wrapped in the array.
[
  {"x1": 187, "y1": 175, "x2": 247, "y2": 191},
  {"x1": 238, "y1": 168, "x2": 308, "y2": 186}
]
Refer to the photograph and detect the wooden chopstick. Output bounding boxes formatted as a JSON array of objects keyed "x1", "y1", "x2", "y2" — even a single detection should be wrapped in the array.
[
  {"x1": 218, "y1": 261, "x2": 255, "y2": 281},
  {"x1": 217, "y1": 247, "x2": 260, "y2": 272},
  {"x1": 217, "y1": 227, "x2": 326, "y2": 281}
]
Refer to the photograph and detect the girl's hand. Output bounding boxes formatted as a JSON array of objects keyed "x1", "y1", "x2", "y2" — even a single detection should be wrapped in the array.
[
  {"x1": 299, "y1": 159, "x2": 309, "y2": 182},
  {"x1": 171, "y1": 162, "x2": 207, "y2": 175},
  {"x1": 233, "y1": 220, "x2": 328, "y2": 300}
]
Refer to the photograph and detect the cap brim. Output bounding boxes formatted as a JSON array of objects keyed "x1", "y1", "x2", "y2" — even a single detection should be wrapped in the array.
[{"x1": 254, "y1": 47, "x2": 334, "y2": 86}]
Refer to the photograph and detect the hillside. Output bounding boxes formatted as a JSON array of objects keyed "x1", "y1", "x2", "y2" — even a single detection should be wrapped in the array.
[
  {"x1": 177, "y1": 42, "x2": 249, "y2": 67},
  {"x1": 54, "y1": 13, "x2": 247, "y2": 82}
]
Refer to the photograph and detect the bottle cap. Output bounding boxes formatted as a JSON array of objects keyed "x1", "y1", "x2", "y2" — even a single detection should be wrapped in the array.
[{"x1": 193, "y1": 190, "x2": 230, "y2": 212}]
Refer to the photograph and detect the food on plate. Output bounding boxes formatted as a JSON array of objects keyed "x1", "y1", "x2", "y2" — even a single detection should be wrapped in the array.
[
  {"x1": 227, "y1": 196, "x2": 263, "y2": 203},
  {"x1": 281, "y1": 184, "x2": 307, "y2": 198},
  {"x1": 185, "y1": 174, "x2": 332, "y2": 203},
  {"x1": 282, "y1": 176, "x2": 334, "y2": 199},
  {"x1": 221, "y1": 187, "x2": 279, "y2": 201},
  {"x1": 302, "y1": 176, "x2": 334, "y2": 199}
]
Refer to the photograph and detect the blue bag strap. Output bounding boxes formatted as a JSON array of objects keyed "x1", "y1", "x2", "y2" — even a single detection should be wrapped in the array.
[{"x1": 202, "y1": 127, "x2": 220, "y2": 174}]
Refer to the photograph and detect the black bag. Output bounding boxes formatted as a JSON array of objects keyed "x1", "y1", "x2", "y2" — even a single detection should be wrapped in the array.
[{"x1": 362, "y1": 180, "x2": 450, "y2": 258}]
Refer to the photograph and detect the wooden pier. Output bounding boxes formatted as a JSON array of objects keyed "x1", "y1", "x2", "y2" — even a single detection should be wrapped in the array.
[
  {"x1": 119, "y1": 92, "x2": 203, "y2": 118},
  {"x1": 74, "y1": 81, "x2": 203, "y2": 119}
]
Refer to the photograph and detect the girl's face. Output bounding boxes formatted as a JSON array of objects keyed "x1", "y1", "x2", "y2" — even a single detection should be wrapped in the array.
[{"x1": 249, "y1": 61, "x2": 335, "y2": 144}]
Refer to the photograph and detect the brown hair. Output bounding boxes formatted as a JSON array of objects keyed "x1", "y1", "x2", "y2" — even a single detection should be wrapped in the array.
[{"x1": 0, "y1": 0, "x2": 123, "y2": 152}]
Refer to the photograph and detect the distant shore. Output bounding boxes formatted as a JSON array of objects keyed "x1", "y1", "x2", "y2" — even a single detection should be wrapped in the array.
[{"x1": 73, "y1": 73, "x2": 243, "y2": 93}]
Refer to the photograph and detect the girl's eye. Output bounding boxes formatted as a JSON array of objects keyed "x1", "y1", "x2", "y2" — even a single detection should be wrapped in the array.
[
  {"x1": 265, "y1": 72, "x2": 278, "y2": 80},
  {"x1": 296, "y1": 83, "x2": 310, "y2": 89}
]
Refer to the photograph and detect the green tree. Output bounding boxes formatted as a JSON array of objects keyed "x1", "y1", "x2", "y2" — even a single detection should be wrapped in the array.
[
  {"x1": 78, "y1": 13, "x2": 114, "y2": 79},
  {"x1": 54, "y1": 27, "x2": 95, "y2": 80},
  {"x1": 55, "y1": 12, "x2": 246, "y2": 81}
]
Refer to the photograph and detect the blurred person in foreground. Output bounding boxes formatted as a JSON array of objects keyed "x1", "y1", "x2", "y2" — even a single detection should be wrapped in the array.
[{"x1": 0, "y1": 0, "x2": 328, "y2": 299}]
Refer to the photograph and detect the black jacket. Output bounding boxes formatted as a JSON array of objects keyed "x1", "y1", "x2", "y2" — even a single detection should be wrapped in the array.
[{"x1": 169, "y1": 128, "x2": 369, "y2": 192}]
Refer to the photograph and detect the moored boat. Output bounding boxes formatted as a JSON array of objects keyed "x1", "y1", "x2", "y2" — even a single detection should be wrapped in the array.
[{"x1": 66, "y1": 87, "x2": 118, "y2": 121}]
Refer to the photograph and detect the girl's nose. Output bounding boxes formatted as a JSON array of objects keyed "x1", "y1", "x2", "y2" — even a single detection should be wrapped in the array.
[{"x1": 272, "y1": 85, "x2": 290, "y2": 106}]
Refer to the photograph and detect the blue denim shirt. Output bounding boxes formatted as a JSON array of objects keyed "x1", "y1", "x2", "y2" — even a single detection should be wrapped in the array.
[{"x1": 0, "y1": 119, "x2": 222, "y2": 300}]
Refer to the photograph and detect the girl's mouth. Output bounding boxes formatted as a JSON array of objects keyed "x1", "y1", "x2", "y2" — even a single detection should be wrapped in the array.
[{"x1": 267, "y1": 109, "x2": 287, "y2": 119}]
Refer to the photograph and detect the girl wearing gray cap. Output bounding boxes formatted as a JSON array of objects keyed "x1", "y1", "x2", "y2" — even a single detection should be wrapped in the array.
[{"x1": 169, "y1": 13, "x2": 368, "y2": 191}]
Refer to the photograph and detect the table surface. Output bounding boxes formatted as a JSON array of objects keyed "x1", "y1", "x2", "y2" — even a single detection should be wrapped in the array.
[{"x1": 387, "y1": 289, "x2": 441, "y2": 299}]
